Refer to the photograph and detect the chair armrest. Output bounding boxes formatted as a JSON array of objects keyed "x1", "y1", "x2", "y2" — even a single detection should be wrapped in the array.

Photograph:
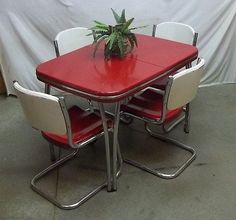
[
  {"x1": 139, "y1": 86, "x2": 165, "y2": 96},
  {"x1": 146, "y1": 86, "x2": 165, "y2": 95}
]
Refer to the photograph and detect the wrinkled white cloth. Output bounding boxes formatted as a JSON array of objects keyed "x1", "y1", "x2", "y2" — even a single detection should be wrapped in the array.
[{"x1": 0, "y1": 0, "x2": 235, "y2": 95}]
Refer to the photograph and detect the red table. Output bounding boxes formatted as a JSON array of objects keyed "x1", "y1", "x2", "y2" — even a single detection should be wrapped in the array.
[{"x1": 36, "y1": 34, "x2": 198, "y2": 191}]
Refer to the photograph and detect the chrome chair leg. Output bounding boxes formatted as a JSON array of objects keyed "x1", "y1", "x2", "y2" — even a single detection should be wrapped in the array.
[
  {"x1": 124, "y1": 124, "x2": 196, "y2": 179},
  {"x1": 31, "y1": 148, "x2": 107, "y2": 210},
  {"x1": 162, "y1": 116, "x2": 185, "y2": 133},
  {"x1": 48, "y1": 143, "x2": 56, "y2": 162},
  {"x1": 184, "y1": 103, "x2": 190, "y2": 133},
  {"x1": 120, "y1": 115, "x2": 133, "y2": 124}
]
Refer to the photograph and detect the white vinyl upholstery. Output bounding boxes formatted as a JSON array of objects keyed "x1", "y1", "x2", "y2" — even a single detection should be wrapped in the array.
[
  {"x1": 167, "y1": 59, "x2": 205, "y2": 110},
  {"x1": 13, "y1": 81, "x2": 67, "y2": 134},
  {"x1": 55, "y1": 27, "x2": 94, "y2": 56},
  {"x1": 154, "y1": 22, "x2": 196, "y2": 45}
]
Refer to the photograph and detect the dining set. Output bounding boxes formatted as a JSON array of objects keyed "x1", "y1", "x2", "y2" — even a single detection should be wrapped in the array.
[{"x1": 14, "y1": 23, "x2": 205, "y2": 210}]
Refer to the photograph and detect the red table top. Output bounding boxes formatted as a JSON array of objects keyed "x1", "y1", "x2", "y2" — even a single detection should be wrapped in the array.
[{"x1": 36, "y1": 34, "x2": 198, "y2": 102}]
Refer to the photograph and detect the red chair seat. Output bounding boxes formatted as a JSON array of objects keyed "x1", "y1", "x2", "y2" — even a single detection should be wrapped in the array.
[
  {"x1": 151, "y1": 74, "x2": 170, "y2": 90},
  {"x1": 151, "y1": 70, "x2": 179, "y2": 89},
  {"x1": 42, "y1": 106, "x2": 110, "y2": 149},
  {"x1": 121, "y1": 89, "x2": 182, "y2": 122}
]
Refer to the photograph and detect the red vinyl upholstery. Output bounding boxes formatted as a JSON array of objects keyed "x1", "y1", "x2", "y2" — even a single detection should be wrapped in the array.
[
  {"x1": 121, "y1": 89, "x2": 182, "y2": 122},
  {"x1": 42, "y1": 106, "x2": 110, "y2": 148},
  {"x1": 151, "y1": 74, "x2": 171, "y2": 90}
]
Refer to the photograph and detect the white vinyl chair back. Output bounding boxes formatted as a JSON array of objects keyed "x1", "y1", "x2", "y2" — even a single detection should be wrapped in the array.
[
  {"x1": 54, "y1": 27, "x2": 94, "y2": 56},
  {"x1": 166, "y1": 58, "x2": 205, "y2": 110},
  {"x1": 13, "y1": 81, "x2": 67, "y2": 135},
  {"x1": 153, "y1": 22, "x2": 196, "y2": 45}
]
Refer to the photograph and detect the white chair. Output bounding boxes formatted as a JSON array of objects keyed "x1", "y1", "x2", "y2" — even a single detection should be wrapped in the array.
[
  {"x1": 54, "y1": 27, "x2": 94, "y2": 57},
  {"x1": 151, "y1": 22, "x2": 198, "y2": 90},
  {"x1": 150, "y1": 21, "x2": 198, "y2": 132},
  {"x1": 152, "y1": 22, "x2": 198, "y2": 46},
  {"x1": 45, "y1": 27, "x2": 94, "y2": 94},
  {"x1": 120, "y1": 58, "x2": 205, "y2": 179},
  {"x1": 13, "y1": 81, "x2": 121, "y2": 210},
  {"x1": 47, "y1": 27, "x2": 95, "y2": 112}
]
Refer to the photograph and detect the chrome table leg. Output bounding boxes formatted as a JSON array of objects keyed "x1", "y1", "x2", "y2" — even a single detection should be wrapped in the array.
[
  {"x1": 112, "y1": 102, "x2": 121, "y2": 191},
  {"x1": 98, "y1": 103, "x2": 112, "y2": 191}
]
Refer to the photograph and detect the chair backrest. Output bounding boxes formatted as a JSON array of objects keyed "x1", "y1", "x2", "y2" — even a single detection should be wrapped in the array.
[
  {"x1": 166, "y1": 58, "x2": 205, "y2": 110},
  {"x1": 54, "y1": 27, "x2": 94, "y2": 56},
  {"x1": 13, "y1": 81, "x2": 68, "y2": 135},
  {"x1": 153, "y1": 22, "x2": 197, "y2": 46}
]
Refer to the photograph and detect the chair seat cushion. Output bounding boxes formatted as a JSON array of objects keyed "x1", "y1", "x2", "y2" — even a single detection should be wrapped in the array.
[
  {"x1": 42, "y1": 106, "x2": 110, "y2": 149},
  {"x1": 150, "y1": 70, "x2": 179, "y2": 90},
  {"x1": 121, "y1": 89, "x2": 182, "y2": 121},
  {"x1": 151, "y1": 74, "x2": 170, "y2": 90}
]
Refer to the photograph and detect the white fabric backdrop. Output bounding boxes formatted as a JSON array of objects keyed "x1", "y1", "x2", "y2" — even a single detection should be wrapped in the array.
[{"x1": 0, "y1": 0, "x2": 235, "y2": 95}]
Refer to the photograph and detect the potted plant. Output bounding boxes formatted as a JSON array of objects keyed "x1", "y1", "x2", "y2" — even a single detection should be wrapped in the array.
[{"x1": 90, "y1": 9, "x2": 141, "y2": 59}]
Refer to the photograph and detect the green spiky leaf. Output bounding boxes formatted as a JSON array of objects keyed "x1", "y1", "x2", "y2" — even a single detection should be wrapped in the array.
[
  {"x1": 93, "y1": 35, "x2": 107, "y2": 57},
  {"x1": 107, "y1": 32, "x2": 117, "y2": 50},
  {"x1": 111, "y1": 8, "x2": 121, "y2": 24},
  {"x1": 122, "y1": 18, "x2": 134, "y2": 31},
  {"x1": 93, "y1": 20, "x2": 108, "y2": 26},
  {"x1": 120, "y1": 9, "x2": 126, "y2": 23}
]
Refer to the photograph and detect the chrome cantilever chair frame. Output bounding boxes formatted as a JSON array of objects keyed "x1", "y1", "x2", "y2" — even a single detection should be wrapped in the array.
[
  {"x1": 31, "y1": 98, "x2": 123, "y2": 210},
  {"x1": 121, "y1": 59, "x2": 205, "y2": 179},
  {"x1": 13, "y1": 81, "x2": 122, "y2": 210},
  {"x1": 31, "y1": 136, "x2": 123, "y2": 210},
  {"x1": 122, "y1": 83, "x2": 196, "y2": 179}
]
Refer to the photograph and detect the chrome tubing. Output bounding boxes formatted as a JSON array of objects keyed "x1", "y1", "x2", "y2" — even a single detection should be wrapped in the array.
[
  {"x1": 98, "y1": 103, "x2": 112, "y2": 191},
  {"x1": 128, "y1": 125, "x2": 197, "y2": 179},
  {"x1": 112, "y1": 102, "x2": 121, "y2": 191},
  {"x1": 31, "y1": 149, "x2": 107, "y2": 210}
]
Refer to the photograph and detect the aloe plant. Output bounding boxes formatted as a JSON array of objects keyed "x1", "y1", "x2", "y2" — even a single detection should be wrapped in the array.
[{"x1": 90, "y1": 9, "x2": 141, "y2": 59}]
